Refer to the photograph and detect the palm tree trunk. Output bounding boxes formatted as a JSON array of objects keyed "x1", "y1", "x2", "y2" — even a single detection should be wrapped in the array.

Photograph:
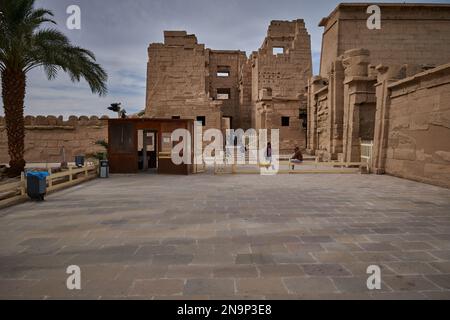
[{"x1": 1, "y1": 68, "x2": 26, "y2": 177}]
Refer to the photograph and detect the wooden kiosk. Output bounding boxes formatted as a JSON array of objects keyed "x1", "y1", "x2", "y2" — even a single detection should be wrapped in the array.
[{"x1": 107, "y1": 118, "x2": 196, "y2": 175}]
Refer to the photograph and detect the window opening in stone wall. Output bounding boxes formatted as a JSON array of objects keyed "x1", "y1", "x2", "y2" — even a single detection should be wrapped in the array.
[
  {"x1": 273, "y1": 47, "x2": 284, "y2": 55},
  {"x1": 196, "y1": 116, "x2": 206, "y2": 126},
  {"x1": 217, "y1": 88, "x2": 231, "y2": 100}
]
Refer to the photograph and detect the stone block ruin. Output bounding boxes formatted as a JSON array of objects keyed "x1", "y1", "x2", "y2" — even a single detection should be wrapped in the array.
[
  {"x1": 2, "y1": 3, "x2": 450, "y2": 187},
  {"x1": 144, "y1": 20, "x2": 312, "y2": 152}
]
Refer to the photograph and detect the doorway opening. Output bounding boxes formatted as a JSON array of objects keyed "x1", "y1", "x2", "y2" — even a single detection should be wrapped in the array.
[{"x1": 138, "y1": 130, "x2": 158, "y2": 173}]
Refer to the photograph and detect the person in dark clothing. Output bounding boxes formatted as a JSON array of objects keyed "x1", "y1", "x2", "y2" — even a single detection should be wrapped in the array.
[
  {"x1": 264, "y1": 142, "x2": 275, "y2": 170},
  {"x1": 266, "y1": 142, "x2": 272, "y2": 161},
  {"x1": 290, "y1": 147, "x2": 303, "y2": 170}
]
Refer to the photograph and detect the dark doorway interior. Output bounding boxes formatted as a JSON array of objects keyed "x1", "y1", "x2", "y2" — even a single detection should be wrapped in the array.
[{"x1": 138, "y1": 130, "x2": 158, "y2": 172}]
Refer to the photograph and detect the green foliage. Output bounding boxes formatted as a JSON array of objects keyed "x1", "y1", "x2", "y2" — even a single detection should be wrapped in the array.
[
  {"x1": 95, "y1": 139, "x2": 108, "y2": 149},
  {"x1": 90, "y1": 139, "x2": 108, "y2": 160},
  {"x1": 86, "y1": 152, "x2": 107, "y2": 161},
  {"x1": 0, "y1": 0, "x2": 108, "y2": 95}
]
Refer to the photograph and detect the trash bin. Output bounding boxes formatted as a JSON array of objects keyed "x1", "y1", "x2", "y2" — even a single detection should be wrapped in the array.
[
  {"x1": 99, "y1": 160, "x2": 109, "y2": 178},
  {"x1": 75, "y1": 155, "x2": 85, "y2": 167},
  {"x1": 26, "y1": 171, "x2": 50, "y2": 201}
]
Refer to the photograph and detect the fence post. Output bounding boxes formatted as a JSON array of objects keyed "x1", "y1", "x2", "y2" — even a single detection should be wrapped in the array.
[
  {"x1": 20, "y1": 172, "x2": 25, "y2": 196},
  {"x1": 69, "y1": 166, "x2": 73, "y2": 182},
  {"x1": 47, "y1": 168, "x2": 53, "y2": 189}
]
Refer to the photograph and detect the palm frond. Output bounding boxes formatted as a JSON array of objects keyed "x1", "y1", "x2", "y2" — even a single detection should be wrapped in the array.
[
  {"x1": 0, "y1": 0, "x2": 108, "y2": 96},
  {"x1": 23, "y1": 28, "x2": 108, "y2": 95}
]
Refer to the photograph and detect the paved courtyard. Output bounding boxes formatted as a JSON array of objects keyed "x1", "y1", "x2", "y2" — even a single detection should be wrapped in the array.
[{"x1": 1, "y1": 173, "x2": 450, "y2": 299}]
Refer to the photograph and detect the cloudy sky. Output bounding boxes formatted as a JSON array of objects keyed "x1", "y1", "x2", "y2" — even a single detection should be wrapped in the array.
[{"x1": 1, "y1": 0, "x2": 445, "y2": 117}]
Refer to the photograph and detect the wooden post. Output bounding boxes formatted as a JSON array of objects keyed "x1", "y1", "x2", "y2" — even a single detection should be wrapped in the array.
[
  {"x1": 69, "y1": 166, "x2": 73, "y2": 182},
  {"x1": 20, "y1": 172, "x2": 25, "y2": 196},
  {"x1": 84, "y1": 164, "x2": 88, "y2": 177},
  {"x1": 47, "y1": 168, "x2": 53, "y2": 189}
]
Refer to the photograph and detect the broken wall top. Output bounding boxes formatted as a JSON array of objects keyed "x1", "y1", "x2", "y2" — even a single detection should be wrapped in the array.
[
  {"x1": 260, "y1": 19, "x2": 310, "y2": 54},
  {"x1": 253, "y1": 19, "x2": 312, "y2": 100},
  {"x1": 163, "y1": 30, "x2": 198, "y2": 47},
  {"x1": 267, "y1": 19, "x2": 306, "y2": 38}
]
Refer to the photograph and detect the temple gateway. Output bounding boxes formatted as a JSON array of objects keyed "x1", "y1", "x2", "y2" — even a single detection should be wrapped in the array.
[{"x1": 1, "y1": 3, "x2": 449, "y2": 187}]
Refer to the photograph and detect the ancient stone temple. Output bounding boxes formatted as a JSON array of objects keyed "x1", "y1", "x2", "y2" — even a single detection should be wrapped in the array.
[
  {"x1": 318, "y1": 3, "x2": 450, "y2": 77},
  {"x1": 144, "y1": 31, "x2": 251, "y2": 133},
  {"x1": 307, "y1": 3, "x2": 450, "y2": 187},
  {"x1": 250, "y1": 20, "x2": 312, "y2": 151},
  {"x1": 144, "y1": 21, "x2": 313, "y2": 152},
  {"x1": 144, "y1": 31, "x2": 223, "y2": 132},
  {"x1": 1, "y1": 3, "x2": 449, "y2": 188}
]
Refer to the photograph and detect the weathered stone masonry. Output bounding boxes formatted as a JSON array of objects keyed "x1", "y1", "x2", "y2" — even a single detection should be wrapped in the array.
[
  {"x1": 372, "y1": 63, "x2": 450, "y2": 188},
  {"x1": 2, "y1": 3, "x2": 449, "y2": 189},
  {"x1": 307, "y1": 3, "x2": 450, "y2": 187},
  {"x1": 145, "y1": 21, "x2": 313, "y2": 153},
  {"x1": 145, "y1": 31, "x2": 223, "y2": 132},
  {"x1": 251, "y1": 20, "x2": 312, "y2": 152},
  {"x1": 0, "y1": 115, "x2": 108, "y2": 164}
]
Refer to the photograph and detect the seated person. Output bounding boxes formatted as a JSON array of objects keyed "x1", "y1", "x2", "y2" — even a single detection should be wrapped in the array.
[{"x1": 290, "y1": 147, "x2": 303, "y2": 170}]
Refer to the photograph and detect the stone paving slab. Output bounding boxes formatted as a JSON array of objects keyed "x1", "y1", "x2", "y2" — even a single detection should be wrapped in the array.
[{"x1": 1, "y1": 173, "x2": 450, "y2": 299}]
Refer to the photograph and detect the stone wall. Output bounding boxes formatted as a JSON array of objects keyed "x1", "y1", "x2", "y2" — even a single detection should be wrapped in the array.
[
  {"x1": 253, "y1": 20, "x2": 312, "y2": 99},
  {"x1": 144, "y1": 24, "x2": 312, "y2": 152},
  {"x1": 307, "y1": 49, "x2": 376, "y2": 162},
  {"x1": 372, "y1": 63, "x2": 450, "y2": 188},
  {"x1": 145, "y1": 31, "x2": 222, "y2": 131},
  {"x1": 0, "y1": 115, "x2": 108, "y2": 164},
  {"x1": 315, "y1": 86, "x2": 329, "y2": 155},
  {"x1": 319, "y1": 3, "x2": 450, "y2": 76},
  {"x1": 208, "y1": 50, "x2": 248, "y2": 128},
  {"x1": 251, "y1": 20, "x2": 312, "y2": 152},
  {"x1": 238, "y1": 58, "x2": 253, "y2": 130}
]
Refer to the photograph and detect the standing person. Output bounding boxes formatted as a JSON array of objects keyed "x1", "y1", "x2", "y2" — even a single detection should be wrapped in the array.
[
  {"x1": 266, "y1": 142, "x2": 272, "y2": 163},
  {"x1": 290, "y1": 147, "x2": 303, "y2": 170},
  {"x1": 265, "y1": 142, "x2": 275, "y2": 170}
]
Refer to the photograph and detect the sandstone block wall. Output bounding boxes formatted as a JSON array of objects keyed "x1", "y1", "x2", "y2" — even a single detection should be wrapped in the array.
[
  {"x1": 307, "y1": 3, "x2": 450, "y2": 188},
  {"x1": 253, "y1": 20, "x2": 312, "y2": 100},
  {"x1": 315, "y1": 86, "x2": 330, "y2": 154},
  {"x1": 382, "y1": 64, "x2": 450, "y2": 188},
  {"x1": 308, "y1": 49, "x2": 376, "y2": 162},
  {"x1": 208, "y1": 50, "x2": 248, "y2": 128},
  {"x1": 319, "y1": 3, "x2": 450, "y2": 76},
  {"x1": 145, "y1": 31, "x2": 222, "y2": 132},
  {"x1": 0, "y1": 115, "x2": 108, "y2": 164},
  {"x1": 238, "y1": 58, "x2": 253, "y2": 130},
  {"x1": 144, "y1": 23, "x2": 312, "y2": 153},
  {"x1": 271, "y1": 100, "x2": 306, "y2": 152},
  {"x1": 251, "y1": 20, "x2": 312, "y2": 152}
]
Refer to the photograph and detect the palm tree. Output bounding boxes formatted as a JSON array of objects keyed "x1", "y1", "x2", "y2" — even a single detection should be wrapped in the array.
[{"x1": 1, "y1": 0, "x2": 107, "y2": 176}]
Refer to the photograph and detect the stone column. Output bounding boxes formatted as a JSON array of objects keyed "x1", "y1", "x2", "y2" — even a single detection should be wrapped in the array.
[
  {"x1": 342, "y1": 49, "x2": 371, "y2": 163},
  {"x1": 328, "y1": 57, "x2": 345, "y2": 160},
  {"x1": 372, "y1": 64, "x2": 405, "y2": 174},
  {"x1": 264, "y1": 103, "x2": 274, "y2": 145},
  {"x1": 306, "y1": 76, "x2": 326, "y2": 154}
]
